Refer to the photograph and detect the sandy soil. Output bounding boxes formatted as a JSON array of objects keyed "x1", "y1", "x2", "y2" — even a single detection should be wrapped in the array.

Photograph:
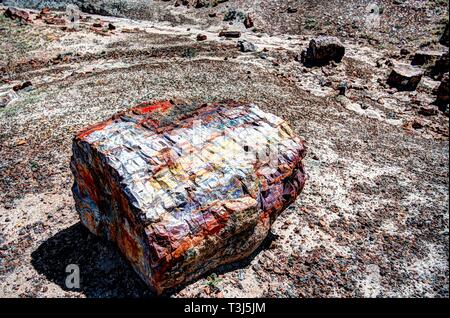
[{"x1": 0, "y1": 1, "x2": 448, "y2": 298}]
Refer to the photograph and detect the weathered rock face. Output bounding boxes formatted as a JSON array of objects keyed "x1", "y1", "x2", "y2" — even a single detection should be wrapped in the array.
[
  {"x1": 70, "y1": 100, "x2": 306, "y2": 294},
  {"x1": 387, "y1": 64, "x2": 424, "y2": 91},
  {"x1": 440, "y1": 23, "x2": 449, "y2": 47},
  {"x1": 431, "y1": 52, "x2": 449, "y2": 79},
  {"x1": 436, "y1": 73, "x2": 449, "y2": 106},
  {"x1": 411, "y1": 50, "x2": 448, "y2": 77},
  {"x1": 411, "y1": 50, "x2": 443, "y2": 67},
  {"x1": 301, "y1": 36, "x2": 346, "y2": 66},
  {"x1": 237, "y1": 40, "x2": 257, "y2": 52}
]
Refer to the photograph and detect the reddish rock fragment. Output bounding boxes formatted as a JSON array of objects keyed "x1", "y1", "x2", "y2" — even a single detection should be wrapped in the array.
[{"x1": 4, "y1": 7, "x2": 31, "y2": 23}]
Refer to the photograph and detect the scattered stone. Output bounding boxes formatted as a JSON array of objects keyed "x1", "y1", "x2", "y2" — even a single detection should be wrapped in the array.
[
  {"x1": 108, "y1": 23, "x2": 116, "y2": 31},
  {"x1": 431, "y1": 52, "x2": 449, "y2": 79},
  {"x1": 400, "y1": 48, "x2": 410, "y2": 56},
  {"x1": 244, "y1": 15, "x2": 254, "y2": 29},
  {"x1": 12, "y1": 81, "x2": 32, "y2": 92},
  {"x1": 301, "y1": 36, "x2": 346, "y2": 66},
  {"x1": 412, "y1": 120, "x2": 424, "y2": 130},
  {"x1": 71, "y1": 100, "x2": 306, "y2": 295},
  {"x1": 418, "y1": 106, "x2": 437, "y2": 116},
  {"x1": 196, "y1": 34, "x2": 207, "y2": 41},
  {"x1": 4, "y1": 7, "x2": 31, "y2": 23},
  {"x1": 387, "y1": 64, "x2": 424, "y2": 91},
  {"x1": 208, "y1": 13, "x2": 217, "y2": 18},
  {"x1": 43, "y1": 16, "x2": 66, "y2": 25},
  {"x1": 287, "y1": 7, "x2": 298, "y2": 13},
  {"x1": 219, "y1": 31, "x2": 241, "y2": 38},
  {"x1": 260, "y1": 52, "x2": 269, "y2": 59},
  {"x1": 93, "y1": 22, "x2": 103, "y2": 28},
  {"x1": 237, "y1": 40, "x2": 257, "y2": 52},
  {"x1": 338, "y1": 81, "x2": 348, "y2": 95}
]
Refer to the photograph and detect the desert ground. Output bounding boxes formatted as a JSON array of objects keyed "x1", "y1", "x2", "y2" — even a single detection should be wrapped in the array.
[{"x1": 0, "y1": 0, "x2": 448, "y2": 298}]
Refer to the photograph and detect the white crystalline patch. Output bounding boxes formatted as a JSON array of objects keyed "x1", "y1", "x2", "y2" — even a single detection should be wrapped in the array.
[{"x1": 85, "y1": 105, "x2": 298, "y2": 219}]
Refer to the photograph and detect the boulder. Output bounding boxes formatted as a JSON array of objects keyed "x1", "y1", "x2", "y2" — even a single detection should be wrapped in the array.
[
  {"x1": 411, "y1": 50, "x2": 443, "y2": 67},
  {"x1": 4, "y1": 7, "x2": 31, "y2": 23},
  {"x1": 244, "y1": 14, "x2": 254, "y2": 29},
  {"x1": 237, "y1": 40, "x2": 257, "y2": 52},
  {"x1": 431, "y1": 52, "x2": 449, "y2": 79},
  {"x1": 196, "y1": 34, "x2": 207, "y2": 41},
  {"x1": 219, "y1": 30, "x2": 241, "y2": 38},
  {"x1": 301, "y1": 36, "x2": 345, "y2": 66},
  {"x1": 70, "y1": 100, "x2": 306, "y2": 294},
  {"x1": 387, "y1": 64, "x2": 424, "y2": 91}
]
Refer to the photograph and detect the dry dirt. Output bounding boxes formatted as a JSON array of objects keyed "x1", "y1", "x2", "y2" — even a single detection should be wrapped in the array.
[{"x1": 0, "y1": 0, "x2": 448, "y2": 298}]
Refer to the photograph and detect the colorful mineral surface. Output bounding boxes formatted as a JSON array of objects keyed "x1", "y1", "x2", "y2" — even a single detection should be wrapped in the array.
[{"x1": 70, "y1": 100, "x2": 306, "y2": 294}]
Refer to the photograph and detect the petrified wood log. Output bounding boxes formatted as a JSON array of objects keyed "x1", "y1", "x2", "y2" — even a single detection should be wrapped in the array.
[{"x1": 70, "y1": 100, "x2": 306, "y2": 294}]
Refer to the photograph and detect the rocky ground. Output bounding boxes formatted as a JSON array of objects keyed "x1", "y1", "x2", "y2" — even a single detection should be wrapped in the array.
[{"x1": 0, "y1": 0, "x2": 449, "y2": 298}]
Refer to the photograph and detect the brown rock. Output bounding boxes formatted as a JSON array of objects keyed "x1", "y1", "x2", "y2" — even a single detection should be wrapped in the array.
[
  {"x1": 196, "y1": 34, "x2": 207, "y2": 41},
  {"x1": 4, "y1": 7, "x2": 31, "y2": 23},
  {"x1": 440, "y1": 23, "x2": 449, "y2": 47},
  {"x1": 244, "y1": 15, "x2": 254, "y2": 29},
  {"x1": 219, "y1": 31, "x2": 241, "y2": 38},
  {"x1": 301, "y1": 36, "x2": 346, "y2": 66},
  {"x1": 387, "y1": 64, "x2": 423, "y2": 91}
]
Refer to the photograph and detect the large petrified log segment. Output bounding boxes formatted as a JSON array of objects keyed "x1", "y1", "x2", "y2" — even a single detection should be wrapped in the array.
[{"x1": 70, "y1": 100, "x2": 306, "y2": 294}]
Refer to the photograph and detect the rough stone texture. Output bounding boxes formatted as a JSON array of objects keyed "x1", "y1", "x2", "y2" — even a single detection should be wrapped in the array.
[
  {"x1": 237, "y1": 40, "x2": 256, "y2": 52},
  {"x1": 387, "y1": 64, "x2": 424, "y2": 91},
  {"x1": 436, "y1": 72, "x2": 449, "y2": 106},
  {"x1": 70, "y1": 100, "x2": 306, "y2": 294},
  {"x1": 440, "y1": 22, "x2": 449, "y2": 47},
  {"x1": 301, "y1": 36, "x2": 345, "y2": 66},
  {"x1": 411, "y1": 50, "x2": 443, "y2": 67},
  {"x1": 431, "y1": 52, "x2": 449, "y2": 79}
]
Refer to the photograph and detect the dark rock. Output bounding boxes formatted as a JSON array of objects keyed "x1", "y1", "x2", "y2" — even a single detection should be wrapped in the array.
[
  {"x1": 301, "y1": 36, "x2": 346, "y2": 66},
  {"x1": 260, "y1": 52, "x2": 269, "y2": 59},
  {"x1": 287, "y1": 7, "x2": 298, "y2": 13},
  {"x1": 338, "y1": 81, "x2": 348, "y2": 95},
  {"x1": 4, "y1": 7, "x2": 31, "y2": 23},
  {"x1": 237, "y1": 40, "x2": 256, "y2": 52},
  {"x1": 387, "y1": 64, "x2": 423, "y2": 91},
  {"x1": 411, "y1": 50, "x2": 444, "y2": 68},
  {"x1": 196, "y1": 34, "x2": 207, "y2": 41},
  {"x1": 431, "y1": 52, "x2": 449, "y2": 79},
  {"x1": 400, "y1": 48, "x2": 410, "y2": 56},
  {"x1": 12, "y1": 81, "x2": 32, "y2": 92},
  {"x1": 219, "y1": 31, "x2": 241, "y2": 38},
  {"x1": 108, "y1": 23, "x2": 116, "y2": 30},
  {"x1": 244, "y1": 15, "x2": 254, "y2": 29},
  {"x1": 436, "y1": 73, "x2": 449, "y2": 106},
  {"x1": 440, "y1": 23, "x2": 449, "y2": 47}
]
